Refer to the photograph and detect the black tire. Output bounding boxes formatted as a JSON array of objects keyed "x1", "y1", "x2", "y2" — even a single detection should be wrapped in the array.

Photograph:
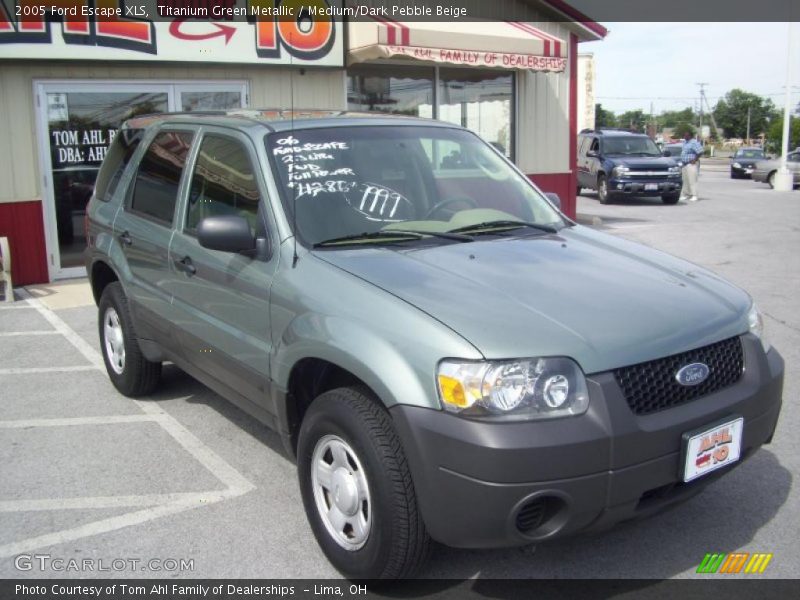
[
  {"x1": 767, "y1": 171, "x2": 776, "y2": 189},
  {"x1": 98, "y1": 282, "x2": 161, "y2": 397},
  {"x1": 298, "y1": 386, "x2": 431, "y2": 579},
  {"x1": 662, "y1": 193, "x2": 680, "y2": 205},
  {"x1": 597, "y1": 174, "x2": 612, "y2": 204},
  {"x1": 730, "y1": 169, "x2": 738, "y2": 179}
]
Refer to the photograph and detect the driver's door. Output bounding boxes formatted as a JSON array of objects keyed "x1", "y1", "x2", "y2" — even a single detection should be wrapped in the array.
[{"x1": 167, "y1": 127, "x2": 277, "y2": 410}]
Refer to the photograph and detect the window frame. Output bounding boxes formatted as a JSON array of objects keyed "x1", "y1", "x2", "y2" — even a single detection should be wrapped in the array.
[
  {"x1": 182, "y1": 130, "x2": 264, "y2": 237},
  {"x1": 125, "y1": 126, "x2": 197, "y2": 229}
]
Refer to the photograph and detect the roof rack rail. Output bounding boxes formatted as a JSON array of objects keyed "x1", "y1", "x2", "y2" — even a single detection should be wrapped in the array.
[{"x1": 579, "y1": 127, "x2": 638, "y2": 135}]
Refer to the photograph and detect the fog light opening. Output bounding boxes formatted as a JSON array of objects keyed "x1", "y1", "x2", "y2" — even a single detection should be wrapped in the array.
[{"x1": 514, "y1": 495, "x2": 568, "y2": 538}]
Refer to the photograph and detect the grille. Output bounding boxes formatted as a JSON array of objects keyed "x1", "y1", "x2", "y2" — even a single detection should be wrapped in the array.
[{"x1": 613, "y1": 336, "x2": 744, "y2": 416}]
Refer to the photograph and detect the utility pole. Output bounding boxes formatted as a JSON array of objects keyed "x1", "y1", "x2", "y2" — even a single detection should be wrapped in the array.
[
  {"x1": 774, "y1": 22, "x2": 795, "y2": 191},
  {"x1": 746, "y1": 106, "x2": 751, "y2": 144},
  {"x1": 697, "y1": 82, "x2": 707, "y2": 138}
]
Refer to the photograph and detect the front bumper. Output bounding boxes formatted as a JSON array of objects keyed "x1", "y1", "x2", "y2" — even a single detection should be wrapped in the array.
[
  {"x1": 731, "y1": 164, "x2": 756, "y2": 177},
  {"x1": 390, "y1": 335, "x2": 783, "y2": 548},
  {"x1": 608, "y1": 176, "x2": 682, "y2": 196}
]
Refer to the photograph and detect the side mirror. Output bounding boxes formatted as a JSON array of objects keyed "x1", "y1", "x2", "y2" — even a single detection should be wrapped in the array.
[
  {"x1": 663, "y1": 150, "x2": 671, "y2": 157},
  {"x1": 197, "y1": 215, "x2": 255, "y2": 253},
  {"x1": 586, "y1": 150, "x2": 598, "y2": 158},
  {"x1": 545, "y1": 192, "x2": 562, "y2": 210}
]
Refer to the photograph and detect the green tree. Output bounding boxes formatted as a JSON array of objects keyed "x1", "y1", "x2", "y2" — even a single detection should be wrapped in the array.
[
  {"x1": 713, "y1": 89, "x2": 777, "y2": 139},
  {"x1": 659, "y1": 107, "x2": 695, "y2": 129},
  {"x1": 673, "y1": 122, "x2": 695, "y2": 138},
  {"x1": 617, "y1": 109, "x2": 646, "y2": 132},
  {"x1": 766, "y1": 115, "x2": 800, "y2": 155},
  {"x1": 594, "y1": 103, "x2": 616, "y2": 128}
]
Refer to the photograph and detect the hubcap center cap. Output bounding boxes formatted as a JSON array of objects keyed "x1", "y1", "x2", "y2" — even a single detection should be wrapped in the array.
[{"x1": 331, "y1": 467, "x2": 359, "y2": 516}]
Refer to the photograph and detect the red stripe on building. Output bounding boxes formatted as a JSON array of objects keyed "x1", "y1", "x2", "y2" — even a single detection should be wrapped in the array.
[
  {"x1": 0, "y1": 200, "x2": 49, "y2": 286},
  {"x1": 382, "y1": 16, "x2": 410, "y2": 46},
  {"x1": 507, "y1": 21, "x2": 550, "y2": 57}
]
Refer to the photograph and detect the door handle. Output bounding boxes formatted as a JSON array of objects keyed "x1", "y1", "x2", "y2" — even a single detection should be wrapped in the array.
[
  {"x1": 119, "y1": 231, "x2": 132, "y2": 246},
  {"x1": 175, "y1": 256, "x2": 196, "y2": 276}
]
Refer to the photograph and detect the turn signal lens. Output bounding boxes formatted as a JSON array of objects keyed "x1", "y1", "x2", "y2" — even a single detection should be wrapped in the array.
[{"x1": 437, "y1": 374, "x2": 469, "y2": 408}]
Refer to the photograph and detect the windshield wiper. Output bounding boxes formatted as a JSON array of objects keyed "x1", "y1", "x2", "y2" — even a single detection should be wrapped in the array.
[
  {"x1": 448, "y1": 220, "x2": 559, "y2": 235},
  {"x1": 312, "y1": 229, "x2": 473, "y2": 248},
  {"x1": 313, "y1": 231, "x2": 424, "y2": 248}
]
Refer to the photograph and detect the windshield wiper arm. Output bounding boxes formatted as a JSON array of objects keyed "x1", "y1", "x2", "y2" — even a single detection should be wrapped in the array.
[
  {"x1": 313, "y1": 231, "x2": 424, "y2": 248},
  {"x1": 448, "y1": 220, "x2": 559, "y2": 235},
  {"x1": 312, "y1": 229, "x2": 473, "y2": 248}
]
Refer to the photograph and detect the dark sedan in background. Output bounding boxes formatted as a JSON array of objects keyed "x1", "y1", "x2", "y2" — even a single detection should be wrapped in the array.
[{"x1": 730, "y1": 147, "x2": 766, "y2": 178}]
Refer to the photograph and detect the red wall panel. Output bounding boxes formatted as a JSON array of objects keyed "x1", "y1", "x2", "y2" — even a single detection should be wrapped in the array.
[
  {"x1": 527, "y1": 173, "x2": 575, "y2": 218},
  {"x1": 0, "y1": 200, "x2": 50, "y2": 286}
]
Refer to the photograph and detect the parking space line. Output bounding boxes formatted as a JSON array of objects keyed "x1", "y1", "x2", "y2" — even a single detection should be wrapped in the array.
[
  {"x1": 0, "y1": 492, "x2": 224, "y2": 513},
  {"x1": 0, "y1": 366, "x2": 97, "y2": 375},
  {"x1": 0, "y1": 414, "x2": 162, "y2": 429},
  {"x1": 0, "y1": 331, "x2": 59, "y2": 337},
  {"x1": 0, "y1": 306, "x2": 35, "y2": 311},
  {"x1": 0, "y1": 291, "x2": 256, "y2": 558}
]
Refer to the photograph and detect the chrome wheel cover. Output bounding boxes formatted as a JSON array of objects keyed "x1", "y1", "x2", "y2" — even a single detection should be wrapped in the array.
[
  {"x1": 103, "y1": 307, "x2": 126, "y2": 375},
  {"x1": 311, "y1": 434, "x2": 372, "y2": 551}
]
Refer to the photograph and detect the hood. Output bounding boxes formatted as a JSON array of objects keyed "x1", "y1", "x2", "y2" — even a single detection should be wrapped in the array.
[
  {"x1": 314, "y1": 226, "x2": 751, "y2": 374},
  {"x1": 732, "y1": 157, "x2": 762, "y2": 166},
  {"x1": 608, "y1": 156, "x2": 676, "y2": 169}
]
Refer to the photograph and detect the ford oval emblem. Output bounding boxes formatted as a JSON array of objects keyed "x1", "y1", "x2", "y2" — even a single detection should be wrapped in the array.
[{"x1": 675, "y1": 363, "x2": 710, "y2": 386}]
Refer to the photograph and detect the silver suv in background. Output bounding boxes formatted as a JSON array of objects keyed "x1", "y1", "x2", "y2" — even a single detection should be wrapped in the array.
[{"x1": 85, "y1": 110, "x2": 783, "y2": 578}]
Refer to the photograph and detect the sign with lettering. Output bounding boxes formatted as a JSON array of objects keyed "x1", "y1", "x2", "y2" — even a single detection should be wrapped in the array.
[{"x1": 0, "y1": 0, "x2": 344, "y2": 66}]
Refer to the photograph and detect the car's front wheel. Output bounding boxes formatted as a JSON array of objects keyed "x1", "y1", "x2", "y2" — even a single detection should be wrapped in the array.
[
  {"x1": 98, "y1": 282, "x2": 161, "y2": 397},
  {"x1": 767, "y1": 171, "x2": 776, "y2": 189},
  {"x1": 598, "y1": 174, "x2": 612, "y2": 204},
  {"x1": 297, "y1": 387, "x2": 430, "y2": 579},
  {"x1": 662, "y1": 193, "x2": 680, "y2": 205}
]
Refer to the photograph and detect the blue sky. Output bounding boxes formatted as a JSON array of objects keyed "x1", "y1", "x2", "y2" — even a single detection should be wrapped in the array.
[{"x1": 585, "y1": 22, "x2": 799, "y2": 115}]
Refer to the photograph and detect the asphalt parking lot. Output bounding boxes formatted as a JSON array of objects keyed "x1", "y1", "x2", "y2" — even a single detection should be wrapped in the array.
[{"x1": 1, "y1": 163, "x2": 798, "y2": 580}]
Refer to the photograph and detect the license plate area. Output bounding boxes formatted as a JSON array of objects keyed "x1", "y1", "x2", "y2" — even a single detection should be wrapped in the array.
[
  {"x1": 645, "y1": 183, "x2": 659, "y2": 191},
  {"x1": 681, "y1": 417, "x2": 744, "y2": 482}
]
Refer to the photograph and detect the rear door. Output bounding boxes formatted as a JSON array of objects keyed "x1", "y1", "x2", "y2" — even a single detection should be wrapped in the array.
[
  {"x1": 167, "y1": 127, "x2": 277, "y2": 413},
  {"x1": 115, "y1": 126, "x2": 196, "y2": 346}
]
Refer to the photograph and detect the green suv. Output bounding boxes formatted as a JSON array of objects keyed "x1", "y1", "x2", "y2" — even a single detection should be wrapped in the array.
[{"x1": 86, "y1": 110, "x2": 783, "y2": 579}]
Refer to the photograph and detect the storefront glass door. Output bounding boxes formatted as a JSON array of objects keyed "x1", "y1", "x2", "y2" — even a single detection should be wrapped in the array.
[{"x1": 35, "y1": 81, "x2": 247, "y2": 279}]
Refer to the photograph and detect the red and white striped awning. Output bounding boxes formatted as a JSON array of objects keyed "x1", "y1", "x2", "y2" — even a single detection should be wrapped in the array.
[{"x1": 348, "y1": 20, "x2": 567, "y2": 72}]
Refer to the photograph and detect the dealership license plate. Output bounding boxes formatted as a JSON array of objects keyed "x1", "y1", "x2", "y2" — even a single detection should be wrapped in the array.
[
  {"x1": 745, "y1": 168, "x2": 753, "y2": 174},
  {"x1": 682, "y1": 417, "x2": 744, "y2": 482},
  {"x1": 645, "y1": 183, "x2": 659, "y2": 191}
]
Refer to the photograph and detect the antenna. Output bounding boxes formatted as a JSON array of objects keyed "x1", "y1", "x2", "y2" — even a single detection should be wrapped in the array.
[{"x1": 290, "y1": 25, "x2": 299, "y2": 268}]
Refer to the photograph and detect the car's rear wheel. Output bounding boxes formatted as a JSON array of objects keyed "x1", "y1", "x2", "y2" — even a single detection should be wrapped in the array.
[
  {"x1": 662, "y1": 193, "x2": 680, "y2": 205},
  {"x1": 298, "y1": 386, "x2": 430, "y2": 579},
  {"x1": 767, "y1": 171, "x2": 776, "y2": 189},
  {"x1": 597, "y1": 175, "x2": 612, "y2": 204},
  {"x1": 98, "y1": 282, "x2": 161, "y2": 397}
]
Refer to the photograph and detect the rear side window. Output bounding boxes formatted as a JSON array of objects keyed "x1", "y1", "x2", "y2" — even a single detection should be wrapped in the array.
[
  {"x1": 94, "y1": 129, "x2": 143, "y2": 202},
  {"x1": 130, "y1": 130, "x2": 194, "y2": 225},
  {"x1": 185, "y1": 135, "x2": 260, "y2": 233}
]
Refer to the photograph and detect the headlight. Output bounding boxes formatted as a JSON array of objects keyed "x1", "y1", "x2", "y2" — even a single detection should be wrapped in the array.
[
  {"x1": 612, "y1": 166, "x2": 629, "y2": 178},
  {"x1": 437, "y1": 357, "x2": 589, "y2": 421},
  {"x1": 733, "y1": 162, "x2": 742, "y2": 169},
  {"x1": 748, "y1": 302, "x2": 770, "y2": 353},
  {"x1": 668, "y1": 166, "x2": 681, "y2": 174}
]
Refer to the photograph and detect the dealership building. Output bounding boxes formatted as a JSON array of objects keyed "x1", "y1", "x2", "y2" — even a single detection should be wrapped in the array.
[{"x1": 0, "y1": 0, "x2": 606, "y2": 285}]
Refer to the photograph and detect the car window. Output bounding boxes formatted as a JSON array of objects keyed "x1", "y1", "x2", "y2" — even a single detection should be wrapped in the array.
[
  {"x1": 130, "y1": 130, "x2": 194, "y2": 225},
  {"x1": 266, "y1": 126, "x2": 563, "y2": 247},
  {"x1": 94, "y1": 128, "x2": 144, "y2": 202},
  {"x1": 788, "y1": 153, "x2": 799, "y2": 163},
  {"x1": 590, "y1": 138, "x2": 599, "y2": 153},
  {"x1": 736, "y1": 149, "x2": 764, "y2": 159},
  {"x1": 602, "y1": 136, "x2": 660, "y2": 156},
  {"x1": 186, "y1": 134, "x2": 261, "y2": 234}
]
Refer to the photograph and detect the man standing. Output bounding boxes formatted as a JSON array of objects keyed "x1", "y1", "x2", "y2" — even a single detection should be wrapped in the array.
[{"x1": 680, "y1": 131, "x2": 703, "y2": 202}]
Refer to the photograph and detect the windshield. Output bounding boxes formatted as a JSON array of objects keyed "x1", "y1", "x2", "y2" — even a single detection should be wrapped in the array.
[
  {"x1": 735, "y1": 149, "x2": 765, "y2": 159},
  {"x1": 664, "y1": 145, "x2": 682, "y2": 157},
  {"x1": 602, "y1": 136, "x2": 661, "y2": 156},
  {"x1": 266, "y1": 126, "x2": 564, "y2": 247}
]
